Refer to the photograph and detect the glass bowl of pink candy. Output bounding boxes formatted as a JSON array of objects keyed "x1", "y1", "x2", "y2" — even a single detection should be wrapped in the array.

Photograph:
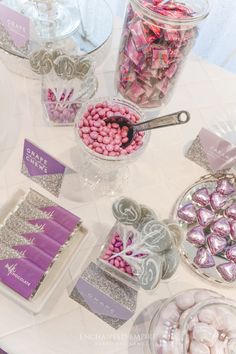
[
  {"x1": 148, "y1": 289, "x2": 236, "y2": 354},
  {"x1": 75, "y1": 97, "x2": 150, "y2": 161}
]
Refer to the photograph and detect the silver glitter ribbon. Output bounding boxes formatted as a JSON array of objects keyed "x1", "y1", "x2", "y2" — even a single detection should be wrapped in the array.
[
  {"x1": 15, "y1": 201, "x2": 53, "y2": 221},
  {"x1": 21, "y1": 161, "x2": 64, "y2": 197},
  {"x1": 0, "y1": 241, "x2": 22, "y2": 261},
  {"x1": 0, "y1": 227, "x2": 32, "y2": 247},
  {"x1": 25, "y1": 189, "x2": 56, "y2": 208}
]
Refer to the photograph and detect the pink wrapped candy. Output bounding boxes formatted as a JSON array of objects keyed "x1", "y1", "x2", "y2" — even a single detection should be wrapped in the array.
[{"x1": 116, "y1": 0, "x2": 208, "y2": 108}]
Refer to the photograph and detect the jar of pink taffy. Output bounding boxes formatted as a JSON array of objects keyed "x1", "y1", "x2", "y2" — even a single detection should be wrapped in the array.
[{"x1": 116, "y1": 0, "x2": 209, "y2": 109}]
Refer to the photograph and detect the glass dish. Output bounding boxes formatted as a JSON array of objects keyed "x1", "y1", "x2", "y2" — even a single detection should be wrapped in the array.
[
  {"x1": 74, "y1": 97, "x2": 151, "y2": 195},
  {"x1": 149, "y1": 289, "x2": 235, "y2": 354},
  {"x1": 115, "y1": 0, "x2": 209, "y2": 109},
  {"x1": 173, "y1": 173, "x2": 236, "y2": 287}
]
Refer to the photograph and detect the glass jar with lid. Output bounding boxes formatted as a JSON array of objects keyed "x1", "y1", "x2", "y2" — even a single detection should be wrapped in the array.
[
  {"x1": 115, "y1": 0, "x2": 209, "y2": 109},
  {"x1": 129, "y1": 289, "x2": 236, "y2": 354}
]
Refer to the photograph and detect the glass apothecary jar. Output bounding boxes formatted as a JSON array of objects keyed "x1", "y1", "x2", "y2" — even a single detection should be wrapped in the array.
[
  {"x1": 97, "y1": 197, "x2": 181, "y2": 290},
  {"x1": 115, "y1": 0, "x2": 209, "y2": 109},
  {"x1": 148, "y1": 289, "x2": 236, "y2": 354}
]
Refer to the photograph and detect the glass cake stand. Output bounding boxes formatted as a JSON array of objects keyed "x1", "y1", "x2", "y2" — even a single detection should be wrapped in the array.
[{"x1": 0, "y1": 0, "x2": 113, "y2": 77}]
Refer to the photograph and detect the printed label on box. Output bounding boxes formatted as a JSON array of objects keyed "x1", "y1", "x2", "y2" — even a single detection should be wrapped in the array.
[
  {"x1": 186, "y1": 128, "x2": 236, "y2": 172},
  {"x1": 0, "y1": 3, "x2": 30, "y2": 54}
]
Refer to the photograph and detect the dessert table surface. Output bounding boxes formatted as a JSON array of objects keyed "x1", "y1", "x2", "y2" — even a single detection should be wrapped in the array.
[{"x1": 1, "y1": 2, "x2": 236, "y2": 354}]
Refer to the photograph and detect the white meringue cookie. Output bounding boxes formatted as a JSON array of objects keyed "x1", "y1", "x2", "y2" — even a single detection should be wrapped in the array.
[
  {"x1": 198, "y1": 308, "x2": 217, "y2": 325},
  {"x1": 194, "y1": 290, "x2": 218, "y2": 303},
  {"x1": 190, "y1": 340, "x2": 210, "y2": 354},
  {"x1": 192, "y1": 323, "x2": 218, "y2": 347},
  {"x1": 160, "y1": 302, "x2": 180, "y2": 323},
  {"x1": 176, "y1": 292, "x2": 195, "y2": 311},
  {"x1": 210, "y1": 340, "x2": 227, "y2": 354}
]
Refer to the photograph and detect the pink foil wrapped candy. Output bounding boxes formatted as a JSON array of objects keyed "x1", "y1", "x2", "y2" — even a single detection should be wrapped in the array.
[{"x1": 115, "y1": 0, "x2": 202, "y2": 108}]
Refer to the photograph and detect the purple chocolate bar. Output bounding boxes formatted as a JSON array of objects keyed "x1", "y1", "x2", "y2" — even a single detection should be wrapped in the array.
[
  {"x1": 0, "y1": 227, "x2": 52, "y2": 271},
  {"x1": 0, "y1": 242, "x2": 45, "y2": 299},
  {"x1": 28, "y1": 219, "x2": 72, "y2": 245},
  {"x1": 14, "y1": 200, "x2": 75, "y2": 245},
  {"x1": 25, "y1": 189, "x2": 81, "y2": 232},
  {"x1": 5, "y1": 215, "x2": 61, "y2": 258}
]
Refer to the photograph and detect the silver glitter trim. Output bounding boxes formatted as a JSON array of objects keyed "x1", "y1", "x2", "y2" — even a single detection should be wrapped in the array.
[
  {"x1": 0, "y1": 23, "x2": 29, "y2": 58},
  {"x1": 0, "y1": 242, "x2": 22, "y2": 261},
  {"x1": 79, "y1": 262, "x2": 137, "y2": 312},
  {"x1": 21, "y1": 161, "x2": 64, "y2": 197},
  {"x1": 15, "y1": 201, "x2": 53, "y2": 221},
  {"x1": 185, "y1": 135, "x2": 212, "y2": 172},
  {"x1": 0, "y1": 226, "x2": 32, "y2": 247},
  {"x1": 70, "y1": 286, "x2": 126, "y2": 329},
  {"x1": 25, "y1": 189, "x2": 56, "y2": 208},
  {"x1": 5, "y1": 215, "x2": 40, "y2": 234}
]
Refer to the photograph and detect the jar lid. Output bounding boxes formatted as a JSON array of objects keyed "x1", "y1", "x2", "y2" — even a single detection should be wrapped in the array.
[{"x1": 132, "y1": 0, "x2": 210, "y2": 26}]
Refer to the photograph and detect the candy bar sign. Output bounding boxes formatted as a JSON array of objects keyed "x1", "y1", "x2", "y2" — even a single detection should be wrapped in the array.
[
  {"x1": 186, "y1": 128, "x2": 236, "y2": 172},
  {"x1": 0, "y1": 3, "x2": 30, "y2": 49},
  {"x1": 21, "y1": 139, "x2": 72, "y2": 197}
]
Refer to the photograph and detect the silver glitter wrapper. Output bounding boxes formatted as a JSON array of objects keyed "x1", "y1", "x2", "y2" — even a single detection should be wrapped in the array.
[
  {"x1": 25, "y1": 189, "x2": 56, "y2": 208},
  {"x1": 70, "y1": 262, "x2": 137, "y2": 329},
  {"x1": 0, "y1": 226, "x2": 32, "y2": 247},
  {"x1": 5, "y1": 215, "x2": 41, "y2": 234},
  {"x1": 21, "y1": 162, "x2": 64, "y2": 197},
  {"x1": 185, "y1": 135, "x2": 212, "y2": 172},
  {"x1": 15, "y1": 201, "x2": 52, "y2": 221},
  {"x1": 0, "y1": 242, "x2": 22, "y2": 261},
  {"x1": 0, "y1": 23, "x2": 29, "y2": 58}
]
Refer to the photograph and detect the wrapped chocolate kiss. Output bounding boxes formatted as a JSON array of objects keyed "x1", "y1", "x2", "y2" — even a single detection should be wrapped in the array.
[{"x1": 174, "y1": 173, "x2": 236, "y2": 286}]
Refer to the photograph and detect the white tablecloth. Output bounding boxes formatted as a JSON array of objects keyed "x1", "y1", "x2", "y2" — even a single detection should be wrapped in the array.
[{"x1": 0, "y1": 2, "x2": 236, "y2": 353}]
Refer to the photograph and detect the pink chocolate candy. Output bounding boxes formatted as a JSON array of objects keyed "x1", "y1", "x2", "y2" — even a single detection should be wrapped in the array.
[
  {"x1": 78, "y1": 101, "x2": 145, "y2": 156},
  {"x1": 44, "y1": 89, "x2": 81, "y2": 125},
  {"x1": 101, "y1": 232, "x2": 144, "y2": 277}
]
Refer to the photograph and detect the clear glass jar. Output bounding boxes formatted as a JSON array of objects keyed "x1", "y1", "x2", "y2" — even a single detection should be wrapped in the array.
[
  {"x1": 148, "y1": 289, "x2": 236, "y2": 354},
  {"x1": 42, "y1": 56, "x2": 97, "y2": 126},
  {"x1": 115, "y1": 0, "x2": 209, "y2": 109},
  {"x1": 74, "y1": 97, "x2": 150, "y2": 196}
]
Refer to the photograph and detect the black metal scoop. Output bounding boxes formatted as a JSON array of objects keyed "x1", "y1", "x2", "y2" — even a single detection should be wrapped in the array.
[{"x1": 105, "y1": 110, "x2": 191, "y2": 148}]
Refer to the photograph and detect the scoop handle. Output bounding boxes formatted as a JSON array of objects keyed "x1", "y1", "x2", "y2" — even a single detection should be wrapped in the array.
[{"x1": 135, "y1": 111, "x2": 190, "y2": 132}]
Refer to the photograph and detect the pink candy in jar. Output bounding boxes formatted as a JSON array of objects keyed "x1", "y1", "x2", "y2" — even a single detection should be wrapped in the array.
[
  {"x1": 76, "y1": 99, "x2": 147, "y2": 157},
  {"x1": 43, "y1": 88, "x2": 81, "y2": 125},
  {"x1": 116, "y1": 0, "x2": 209, "y2": 108}
]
